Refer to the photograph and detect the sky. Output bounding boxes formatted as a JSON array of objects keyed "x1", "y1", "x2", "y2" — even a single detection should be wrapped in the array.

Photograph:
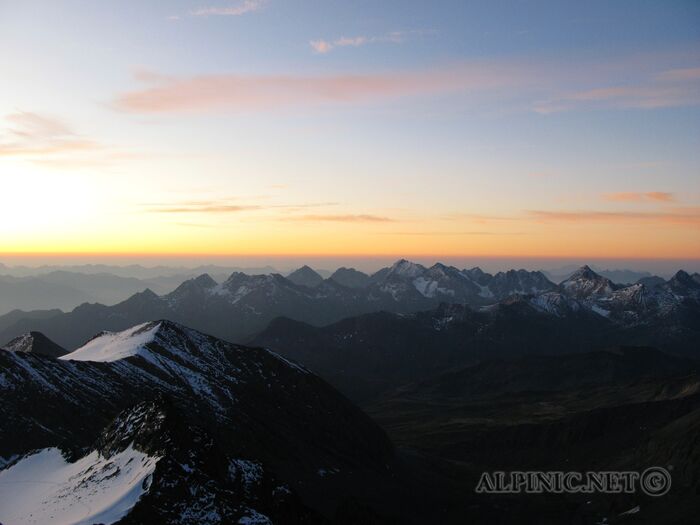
[{"x1": 0, "y1": 0, "x2": 699, "y2": 271}]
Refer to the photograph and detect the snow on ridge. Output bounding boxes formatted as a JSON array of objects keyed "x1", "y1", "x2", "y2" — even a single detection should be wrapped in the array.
[
  {"x1": 61, "y1": 322, "x2": 161, "y2": 363},
  {"x1": 0, "y1": 444, "x2": 159, "y2": 525},
  {"x1": 264, "y1": 348, "x2": 310, "y2": 374}
]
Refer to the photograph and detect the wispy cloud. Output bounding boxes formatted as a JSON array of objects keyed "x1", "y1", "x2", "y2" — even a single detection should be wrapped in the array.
[
  {"x1": 0, "y1": 111, "x2": 147, "y2": 170},
  {"x1": 310, "y1": 30, "x2": 424, "y2": 54},
  {"x1": 113, "y1": 65, "x2": 521, "y2": 114},
  {"x1": 527, "y1": 208, "x2": 700, "y2": 225},
  {"x1": 149, "y1": 204, "x2": 262, "y2": 213},
  {"x1": 656, "y1": 67, "x2": 700, "y2": 82},
  {"x1": 290, "y1": 214, "x2": 394, "y2": 223},
  {"x1": 445, "y1": 206, "x2": 700, "y2": 227},
  {"x1": 378, "y1": 230, "x2": 523, "y2": 236},
  {"x1": 114, "y1": 52, "x2": 700, "y2": 115},
  {"x1": 191, "y1": 0, "x2": 265, "y2": 17},
  {"x1": 442, "y1": 213, "x2": 520, "y2": 223},
  {"x1": 535, "y1": 65, "x2": 700, "y2": 113},
  {"x1": 145, "y1": 200, "x2": 338, "y2": 214},
  {"x1": 602, "y1": 191, "x2": 675, "y2": 202},
  {"x1": 0, "y1": 111, "x2": 104, "y2": 163},
  {"x1": 145, "y1": 200, "x2": 394, "y2": 224}
]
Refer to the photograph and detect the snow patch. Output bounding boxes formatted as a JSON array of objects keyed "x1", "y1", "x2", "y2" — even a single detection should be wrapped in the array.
[
  {"x1": 61, "y1": 322, "x2": 160, "y2": 363},
  {"x1": 0, "y1": 444, "x2": 159, "y2": 525},
  {"x1": 238, "y1": 509, "x2": 273, "y2": 524},
  {"x1": 591, "y1": 304, "x2": 610, "y2": 318}
]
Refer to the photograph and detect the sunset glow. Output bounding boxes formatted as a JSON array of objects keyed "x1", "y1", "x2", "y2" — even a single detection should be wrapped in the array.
[{"x1": 1, "y1": 1, "x2": 698, "y2": 265}]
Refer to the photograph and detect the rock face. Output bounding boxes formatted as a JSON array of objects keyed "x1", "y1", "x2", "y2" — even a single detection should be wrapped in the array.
[
  {"x1": 2, "y1": 330, "x2": 67, "y2": 357},
  {"x1": 0, "y1": 321, "x2": 402, "y2": 523}
]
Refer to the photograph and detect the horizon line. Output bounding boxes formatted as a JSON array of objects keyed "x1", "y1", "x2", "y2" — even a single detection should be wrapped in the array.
[{"x1": 1, "y1": 252, "x2": 699, "y2": 262}]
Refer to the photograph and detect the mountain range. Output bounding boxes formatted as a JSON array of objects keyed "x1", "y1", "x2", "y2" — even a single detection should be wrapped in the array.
[
  {"x1": 1, "y1": 260, "x2": 697, "y2": 357},
  {"x1": 1, "y1": 259, "x2": 700, "y2": 523}
]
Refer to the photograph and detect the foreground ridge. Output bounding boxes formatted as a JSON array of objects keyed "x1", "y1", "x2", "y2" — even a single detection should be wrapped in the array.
[{"x1": 0, "y1": 320, "x2": 412, "y2": 523}]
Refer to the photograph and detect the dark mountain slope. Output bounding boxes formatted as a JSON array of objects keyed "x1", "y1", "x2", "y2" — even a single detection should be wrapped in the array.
[
  {"x1": 287, "y1": 265, "x2": 325, "y2": 288},
  {"x1": 250, "y1": 302, "x2": 618, "y2": 403},
  {"x1": 2, "y1": 330, "x2": 67, "y2": 357},
  {"x1": 365, "y1": 353, "x2": 700, "y2": 525},
  {"x1": 0, "y1": 307, "x2": 62, "y2": 332},
  {"x1": 0, "y1": 320, "x2": 479, "y2": 523},
  {"x1": 329, "y1": 267, "x2": 371, "y2": 288}
]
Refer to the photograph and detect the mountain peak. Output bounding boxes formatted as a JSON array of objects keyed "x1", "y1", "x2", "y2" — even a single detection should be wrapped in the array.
[
  {"x1": 670, "y1": 269, "x2": 695, "y2": 284},
  {"x1": 560, "y1": 265, "x2": 615, "y2": 299},
  {"x1": 129, "y1": 288, "x2": 160, "y2": 302},
  {"x1": 329, "y1": 267, "x2": 370, "y2": 288},
  {"x1": 666, "y1": 269, "x2": 700, "y2": 293},
  {"x1": 60, "y1": 321, "x2": 162, "y2": 363},
  {"x1": 287, "y1": 265, "x2": 323, "y2": 288},
  {"x1": 3, "y1": 331, "x2": 68, "y2": 358},
  {"x1": 571, "y1": 264, "x2": 596, "y2": 277},
  {"x1": 168, "y1": 274, "x2": 218, "y2": 299},
  {"x1": 388, "y1": 259, "x2": 425, "y2": 278},
  {"x1": 192, "y1": 273, "x2": 217, "y2": 288}
]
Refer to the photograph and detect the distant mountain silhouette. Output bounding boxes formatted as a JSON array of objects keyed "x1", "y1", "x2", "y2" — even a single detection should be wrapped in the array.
[
  {"x1": 329, "y1": 267, "x2": 371, "y2": 288},
  {"x1": 286, "y1": 265, "x2": 324, "y2": 287},
  {"x1": 1, "y1": 262, "x2": 697, "y2": 362}
]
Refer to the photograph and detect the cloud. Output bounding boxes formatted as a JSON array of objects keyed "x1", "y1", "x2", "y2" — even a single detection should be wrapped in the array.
[
  {"x1": 5, "y1": 112, "x2": 72, "y2": 139},
  {"x1": 149, "y1": 204, "x2": 262, "y2": 213},
  {"x1": 114, "y1": 52, "x2": 700, "y2": 116},
  {"x1": 603, "y1": 192, "x2": 675, "y2": 202},
  {"x1": 113, "y1": 65, "x2": 520, "y2": 114},
  {"x1": 145, "y1": 200, "x2": 338, "y2": 214},
  {"x1": 656, "y1": 67, "x2": 700, "y2": 82},
  {"x1": 191, "y1": 0, "x2": 265, "y2": 17},
  {"x1": 442, "y1": 213, "x2": 519, "y2": 223},
  {"x1": 309, "y1": 40, "x2": 333, "y2": 54},
  {"x1": 310, "y1": 30, "x2": 425, "y2": 54},
  {"x1": 535, "y1": 64, "x2": 700, "y2": 113},
  {"x1": 290, "y1": 214, "x2": 394, "y2": 223},
  {"x1": 527, "y1": 208, "x2": 700, "y2": 225},
  {"x1": 378, "y1": 230, "x2": 523, "y2": 236},
  {"x1": 145, "y1": 200, "x2": 393, "y2": 223},
  {"x1": 0, "y1": 111, "x2": 107, "y2": 163},
  {"x1": 0, "y1": 111, "x2": 145, "y2": 169}
]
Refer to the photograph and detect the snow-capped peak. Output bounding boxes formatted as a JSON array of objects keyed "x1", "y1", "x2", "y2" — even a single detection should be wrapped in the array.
[
  {"x1": 567, "y1": 265, "x2": 597, "y2": 280},
  {"x1": 388, "y1": 259, "x2": 426, "y2": 278},
  {"x1": 560, "y1": 265, "x2": 615, "y2": 299},
  {"x1": 61, "y1": 321, "x2": 161, "y2": 362}
]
